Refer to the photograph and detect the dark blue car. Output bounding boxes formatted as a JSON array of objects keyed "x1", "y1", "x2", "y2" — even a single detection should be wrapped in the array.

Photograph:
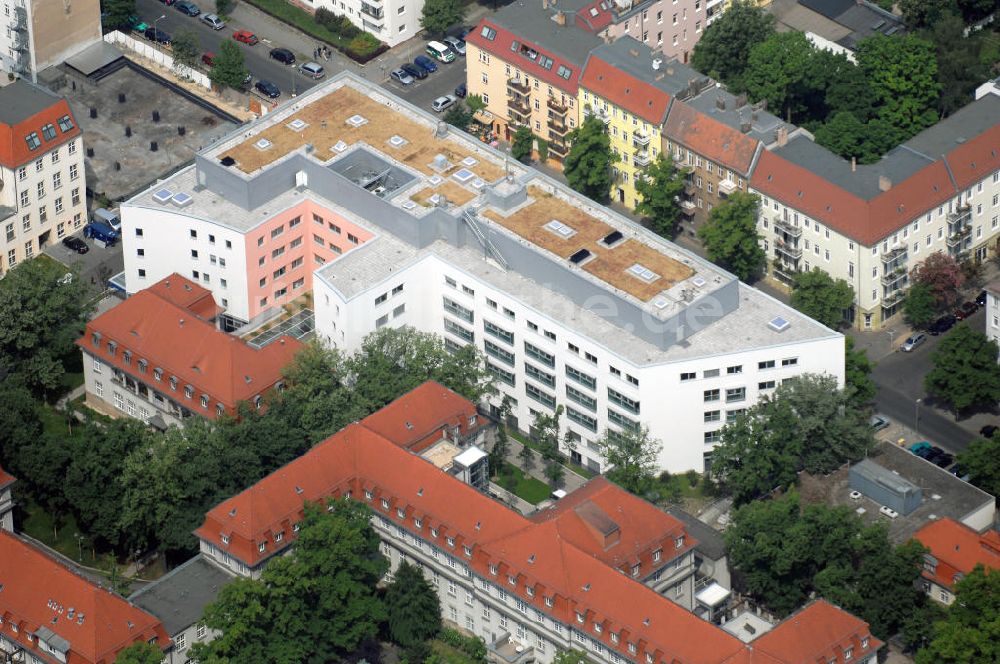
[
  {"x1": 414, "y1": 55, "x2": 438, "y2": 74},
  {"x1": 401, "y1": 63, "x2": 427, "y2": 80}
]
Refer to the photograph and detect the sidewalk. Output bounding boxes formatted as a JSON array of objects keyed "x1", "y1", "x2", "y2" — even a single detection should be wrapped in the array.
[{"x1": 503, "y1": 437, "x2": 588, "y2": 493}]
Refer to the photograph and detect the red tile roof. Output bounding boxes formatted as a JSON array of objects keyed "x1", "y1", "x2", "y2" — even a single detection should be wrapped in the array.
[
  {"x1": 196, "y1": 383, "x2": 880, "y2": 664},
  {"x1": 581, "y1": 56, "x2": 672, "y2": 125},
  {"x1": 664, "y1": 102, "x2": 761, "y2": 176},
  {"x1": 0, "y1": 531, "x2": 168, "y2": 664},
  {"x1": 0, "y1": 463, "x2": 14, "y2": 490},
  {"x1": 466, "y1": 20, "x2": 583, "y2": 95},
  {"x1": 145, "y1": 274, "x2": 223, "y2": 322},
  {"x1": 944, "y1": 123, "x2": 1000, "y2": 191},
  {"x1": 914, "y1": 518, "x2": 1000, "y2": 591},
  {"x1": 76, "y1": 275, "x2": 302, "y2": 418},
  {"x1": 0, "y1": 87, "x2": 80, "y2": 169},
  {"x1": 750, "y1": 599, "x2": 883, "y2": 664},
  {"x1": 359, "y1": 381, "x2": 483, "y2": 453},
  {"x1": 574, "y1": 0, "x2": 614, "y2": 32}
]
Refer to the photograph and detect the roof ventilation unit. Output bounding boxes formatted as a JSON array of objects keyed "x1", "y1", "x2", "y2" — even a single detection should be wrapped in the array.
[
  {"x1": 602, "y1": 230, "x2": 623, "y2": 245},
  {"x1": 768, "y1": 316, "x2": 790, "y2": 332},
  {"x1": 652, "y1": 296, "x2": 670, "y2": 310},
  {"x1": 692, "y1": 276, "x2": 707, "y2": 287},
  {"x1": 333, "y1": 140, "x2": 348, "y2": 153},
  {"x1": 171, "y1": 192, "x2": 193, "y2": 208},
  {"x1": 254, "y1": 138, "x2": 272, "y2": 151},
  {"x1": 569, "y1": 248, "x2": 591, "y2": 264},
  {"x1": 152, "y1": 188, "x2": 174, "y2": 204},
  {"x1": 287, "y1": 118, "x2": 308, "y2": 132},
  {"x1": 346, "y1": 114, "x2": 368, "y2": 127},
  {"x1": 388, "y1": 134, "x2": 407, "y2": 148}
]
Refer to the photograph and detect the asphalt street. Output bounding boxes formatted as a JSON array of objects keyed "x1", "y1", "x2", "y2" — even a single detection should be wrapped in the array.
[
  {"x1": 134, "y1": 0, "x2": 468, "y2": 111},
  {"x1": 871, "y1": 307, "x2": 991, "y2": 455}
]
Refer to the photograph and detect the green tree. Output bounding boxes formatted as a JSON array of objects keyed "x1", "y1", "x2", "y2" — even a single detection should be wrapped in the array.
[
  {"x1": 690, "y1": 0, "x2": 775, "y2": 87},
  {"x1": 101, "y1": 0, "x2": 136, "y2": 30},
  {"x1": 823, "y1": 59, "x2": 875, "y2": 122},
  {"x1": 114, "y1": 641, "x2": 164, "y2": 664},
  {"x1": 466, "y1": 94, "x2": 486, "y2": 115},
  {"x1": 171, "y1": 30, "x2": 200, "y2": 69},
  {"x1": 386, "y1": 561, "x2": 442, "y2": 647},
  {"x1": 956, "y1": 0, "x2": 997, "y2": 22},
  {"x1": 813, "y1": 111, "x2": 869, "y2": 162},
  {"x1": 711, "y1": 374, "x2": 874, "y2": 504},
  {"x1": 597, "y1": 426, "x2": 662, "y2": 498},
  {"x1": 903, "y1": 281, "x2": 938, "y2": 328},
  {"x1": 0, "y1": 260, "x2": 93, "y2": 396},
  {"x1": 925, "y1": 323, "x2": 1000, "y2": 413},
  {"x1": 444, "y1": 106, "x2": 473, "y2": 131},
  {"x1": 916, "y1": 566, "x2": 1000, "y2": 664},
  {"x1": 193, "y1": 500, "x2": 388, "y2": 663},
  {"x1": 741, "y1": 32, "x2": 816, "y2": 122},
  {"x1": 956, "y1": 431, "x2": 1000, "y2": 497},
  {"x1": 844, "y1": 337, "x2": 876, "y2": 409},
  {"x1": 564, "y1": 116, "x2": 615, "y2": 202},
  {"x1": 634, "y1": 155, "x2": 688, "y2": 238},
  {"x1": 926, "y1": 13, "x2": 991, "y2": 116},
  {"x1": 910, "y1": 252, "x2": 965, "y2": 310},
  {"x1": 420, "y1": 0, "x2": 465, "y2": 37},
  {"x1": 900, "y1": 0, "x2": 960, "y2": 29},
  {"x1": 216, "y1": 0, "x2": 234, "y2": 16},
  {"x1": 551, "y1": 650, "x2": 590, "y2": 664},
  {"x1": 790, "y1": 268, "x2": 854, "y2": 329},
  {"x1": 697, "y1": 192, "x2": 765, "y2": 282},
  {"x1": 511, "y1": 126, "x2": 534, "y2": 162},
  {"x1": 208, "y1": 40, "x2": 249, "y2": 90},
  {"x1": 856, "y1": 34, "x2": 940, "y2": 139}
]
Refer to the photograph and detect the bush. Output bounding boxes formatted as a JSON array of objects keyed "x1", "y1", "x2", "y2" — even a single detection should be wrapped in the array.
[
  {"x1": 240, "y1": 0, "x2": 383, "y2": 60},
  {"x1": 685, "y1": 469, "x2": 700, "y2": 488},
  {"x1": 439, "y1": 629, "x2": 486, "y2": 664}
]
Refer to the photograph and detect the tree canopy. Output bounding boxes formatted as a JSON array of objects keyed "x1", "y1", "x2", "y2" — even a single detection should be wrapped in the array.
[
  {"x1": 511, "y1": 126, "x2": 534, "y2": 163},
  {"x1": 916, "y1": 566, "x2": 1000, "y2": 664},
  {"x1": 171, "y1": 30, "x2": 200, "y2": 69},
  {"x1": 564, "y1": 116, "x2": 615, "y2": 202},
  {"x1": 697, "y1": 192, "x2": 765, "y2": 282},
  {"x1": 904, "y1": 281, "x2": 938, "y2": 329},
  {"x1": 191, "y1": 500, "x2": 387, "y2": 664},
  {"x1": 790, "y1": 268, "x2": 854, "y2": 329},
  {"x1": 727, "y1": 491, "x2": 928, "y2": 634},
  {"x1": 955, "y1": 431, "x2": 1000, "y2": 498},
  {"x1": 634, "y1": 155, "x2": 688, "y2": 238},
  {"x1": 741, "y1": 32, "x2": 815, "y2": 123},
  {"x1": 844, "y1": 337, "x2": 876, "y2": 409},
  {"x1": 386, "y1": 561, "x2": 442, "y2": 648},
  {"x1": 102, "y1": 0, "x2": 136, "y2": 31},
  {"x1": 710, "y1": 374, "x2": 874, "y2": 505},
  {"x1": 690, "y1": 0, "x2": 775, "y2": 86},
  {"x1": 0, "y1": 259, "x2": 93, "y2": 396},
  {"x1": 208, "y1": 40, "x2": 249, "y2": 90},
  {"x1": 420, "y1": 0, "x2": 465, "y2": 37},
  {"x1": 925, "y1": 323, "x2": 1000, "y2": 413},
  {"x1": 856, "y1": 33, "x2": 940, "y2": 138},
  {"x1": 114, "y1": 642, "x2": 164, "y2": 664},
  {"x1": 598, "y1": 426, "x2": 663, "y2": 498},
  {"x1": 910, "y1": 252, "x2": 965, "y2": 310}
]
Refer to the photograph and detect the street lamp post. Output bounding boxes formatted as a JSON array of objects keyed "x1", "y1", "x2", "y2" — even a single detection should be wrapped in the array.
[
  {"x1": 153, "y1": 14, "x2": 166, "y2": 40},
  {"x1": 74, "y1": 532, "x2": 83, "y2": 561},
  {"x1": 915, "y1": 398, "x2": 922, "y2": 437}
]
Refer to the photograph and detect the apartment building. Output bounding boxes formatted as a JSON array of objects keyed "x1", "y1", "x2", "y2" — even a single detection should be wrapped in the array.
[
  {"x1": 913, "y1": 518, "x2": 1000, "y2": 606},
  {"x1": 751, "y1": 94, "x2": 1000, "y2": 329},
  {"x1": 0, "y1": 465, "x2": 13, "y2": 533},
  {"x1": 985, "y1": 279, "x2": 1000, "y2": 350},
  {"x1": 0, "y1": 0, "x2": 102, "y2": 79},
  {"x1": 78, "y1": 274, "x2": 302, "y2": 427},
  {"x1": 465, "y1": 2, "x2": 599, "y2": 162},
  {"x1": 299, "y1": 0, "x2": 419, "y2": 47},
  {"x1": 195, "y1": 383, "x2": 882, "y2": 664},
  {"x1": 0, "y1": 530, "x2": 169, "y2": 664},
  {"x1": 0, "y1": 80, "x2": 86, "y2": 275},
  {"x1": 138, "y1": 73, "x2": 843, "y2": 473}
]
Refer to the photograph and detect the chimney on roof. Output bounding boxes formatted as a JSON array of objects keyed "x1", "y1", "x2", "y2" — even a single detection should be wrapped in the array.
[
  {"x1": 715, "y1": 95, "x2": 725, "y2": 111},
  {"x1": 628, "y1": 48, "x2": 639, "y2": 57},
  {"x1": 851, "y1": 156, "x2": 857, "y2": 173},
  {"x1": 554, "y1": 10, "x2": 567, "y2": 25},
  {"x1": 651, "y1": 58, "x2": 662, "y2": 70},
  {"x1": 666, "y1": 66, "x2": 673, "y2": 75},
  {"x1": 879, "y1": 175, "x2": 892, "y2": 192},
  {"x1": 179, "y1": 318, "x2": 185, "y2": 326},
  {"x1": 775, "y1": 126, "x2": 788, "y2": 148},
  {"x1": 735, "y1": 92, "x2": 747, "y2": 106}
]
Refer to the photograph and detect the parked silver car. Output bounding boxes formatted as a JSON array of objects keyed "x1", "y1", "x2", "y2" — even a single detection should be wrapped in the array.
[
  {"x1": 902, "y1": 332, "x2": 926, "y2": 352},
  {"x1": 442, "y1": 35, "x2": 466, "y2": 56},
  {"x1": 201, "y1": 13, "x2": 225, "y2": 29},
  {"x1": 431, "y1": 94, "x2": 457, "y2": 113},
  {"x1": 390, "y1": 68, "x2": 414, "y2": 85},
  {"x1": 299, "y1": 61, "x2": 325, "y2": 79}
]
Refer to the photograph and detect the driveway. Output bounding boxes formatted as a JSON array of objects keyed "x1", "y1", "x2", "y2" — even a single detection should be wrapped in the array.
[{"x1": 42, "y1": 231, "x2": 124, "y2": 290}]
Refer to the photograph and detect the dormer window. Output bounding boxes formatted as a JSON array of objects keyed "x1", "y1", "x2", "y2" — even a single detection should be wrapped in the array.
[
  {"x1": 184, "y1": 385, "x2": 194, "y2": 399},
  {"x1": 593, "y1": 623, "x2": 602, "y2": 633},
  {"x1": 169, "y1": 376, "x2": 178, "y2": 391},
  {"x1": 415, "y1": 518, "x2": 423, "y2": 529},
  {"x1": 200, "y1": 394, "x2": 209, "y2": 408},
  {"x1": 610, "y1": 632, "x2": 619, "y2": 644},
  {"x1": 645, "y1": 654, "x2": 653, "y2": 664},
  {"x1": 396, "y1": 508, "x2": 406, "y2": 519},
  {"x1": 123, "y1": 350, "x2": 131, "y2": 365},
  {"x1": 544, "y1": 596, "x2": 553, "y2": 607},
  {"x1": 216, "y1": 404, "x2": 225, "y2": 417},
  {"x1": 463, "y1": 545, "x2": 473, "y2": 557},
  {"x1": 365, "y1": 490, "x2": 373, "y2": 501},
  {"x1": 258, "y1": 541, "x2": 266, "y2": 553},
  {"x1": 153, "y1": 368, "x2": 163, "y2": 381},
  {"x1": 526, "y1": 586, "x2": 534, "y2": 597},
  {"x1": 221, "y1": 534, "x2": 230, "y2": 545},
  {"x1": 844, "y1": 647, "x2": 853, "y2": 661},
  {"x1": 652, "y1": 549, "x2": 662, "y2": 562},
  {"x1": 447, "y1": 536, "x2": 455, "y2": 548},
  {"x1": 275, "y1": 531, "x2": 283, "y2": 542},
  {"x1": 861, "y1": 638, "x2": 869, "y2": 649},
  {"x1": 91, "y1": 332, "x2": 101, "y2": 347},
  {"x1": 380, "y1": 498, "x2": 390, "y2": 509},
  {"x1": 575, "y1": 612, "x2": 585, "y2": 624},
  {"x1": 254, "y1": 395, "x2": 263, "y2": 410},
  {"x1": 628, "y1": 643, "x2": 637, "y2": 655},
  {"x1": 107, "y1": 341, "x2": 117, "y2": 355},
  {"x1": 509, "y1": 575, "x2": 517, "y2": 586},
  {"x1": 675, "y1": 535, "x2": 685, "y2": 549},
  {"x1": 431, "y1": 528, "x2": 439, "y2": 538},
  {"x1": 490, "y1": 564, "x2": 498, "y2": 576},
  {"x1": 293, "y1": 523, "x2": 300, "y2": 532},
  {"x1": 138, "y1": 359, "x2": 148, "y2": 373}
]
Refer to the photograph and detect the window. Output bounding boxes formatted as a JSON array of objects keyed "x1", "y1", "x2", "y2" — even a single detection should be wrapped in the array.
[
  {"x1": 727, "y1": 365, "x2": 742, "y2": 374},
  {"x1": 444, "y1": 297, "x2": 474, "y2": 323},
  {"x1": 608, "y1": 388, "x2": 639, "y2": 414},
  {"x1": 608, "y1": 409, "x2": 639, "y2": 431},
  {"x1": 566, "y1": 385, "x2": 596, "y2": 411},
  {"x1": 566, "y1": 365, "x2": 596, "y2": 389},
  {"x1": 52, "y1": 172, "x2": 61, "y2": 190},
  {"x1": 485, "y1": 320, "x2": 515, "y2": 345},
  {"x1": 680, "y1": 371, "x2": 696, "y2": 381},
  {"x1": 25, "y1": 131, "x2": 41, "y2": 150},
  {"x1": 488, "y1": 362, "x2": 515, "y2": 386},
  {"x1": 704, "y1": 410, "x2": 720, "y2": 423},
  {"x1": 526, "y1": 383, "x2": 557, "y2": 409},
  {"x1": 726, "y1": 387, "x2": 746, "y2": 403},
  {"x1": 566, "y1": 406, "x2": 597, "y2": 432},
  {"x1": 704, "y1": 389, "x2": 720, "y2": 402},
  {"x1": 525, "y1": 362, "x2": 555, "y2": 388},
  {"x1": 759, "y1": 380, "x2": 776, "y2": 390},
  {"x1": 781, "y1": 357, "x2": 798, "y2": 367},
  {"x1": 525, "y1": 342, "x2": 555, "y2": 367},
  {"x1": 758, "y1": 360, "x2": 775, "y2": 370}
]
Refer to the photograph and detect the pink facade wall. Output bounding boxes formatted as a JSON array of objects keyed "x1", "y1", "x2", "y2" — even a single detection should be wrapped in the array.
[
  {"x1": 604, "y1": 0, "x2": 705, "y2": 63},
  {"x1": 243, "y1": 201, "x2": 374, "y2": 319}
]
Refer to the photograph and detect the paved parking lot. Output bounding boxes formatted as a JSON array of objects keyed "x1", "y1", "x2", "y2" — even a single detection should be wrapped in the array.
[{"x1": 42, "y1": 231, "x2": 124, "y2": 289}]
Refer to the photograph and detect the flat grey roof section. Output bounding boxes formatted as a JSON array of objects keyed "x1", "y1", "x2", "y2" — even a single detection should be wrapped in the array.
[
  {"x1": 588, "y1": 38, "x2": 704, "y2": 98},
  {"x1": 799, "y1": 441, "x2": 996, "y2": 545},
  {"x1": 0, "y1": 80, "x2": 65, "y2": 125},
  {"x1": 129, "y1": 556, "x2": 234, "y2": 637},
  {"x1": 491, "y1": 0, "x2": 603, "y2": 65},
  {"x1": 685, "y1": 86, "x2": 787, "y2": 145},
  {"x1": 900, "y1": 94, "x2": 1000, "y2": 161},
  {"x1": 64, "y1": 41, "x2": 125, "y2": 78},
  {"x1": 665, "y1": 507, "x2": 726, "y2": 560}
]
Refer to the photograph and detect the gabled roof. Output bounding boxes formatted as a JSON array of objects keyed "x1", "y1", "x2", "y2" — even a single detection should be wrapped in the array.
[
  {"x1": 914, "y1": 518, "x2": 1000, "y2": 590},
  {"x1": 0, "y1": 81, "x2": 81, "y2": 168},
  {"x1": 944, "y1": 122, "x2": 1000, "y2": 192},
  {"x1": 77, "y1": 275, "x2": 302, "y2": 415},
  {"x1": 751, "y1": 599, "x2": 883, "y2": 663},
  {"x1": 196, "y1": 382, "x2": 881, "y2": 664},
  {"x1": 580, "y1": 56, "x2": 672, "y2": 125},
  {"x1": 466, "y1": 17, "x2": 600, "y2": 94},
  {"x1": 0, "y1": 463, "x2": 14, "y2": 490},
  {"x1": 145, "y1": 274, "x2": 223, "y2": 322},
  {"x1": 0, "y1": 531, "x2": 168, "y2": 664},
  {"x1": 664, "y1": 102, "x2": 761, "y2": 176},
  {"x1": 359, "y1": 381, "x2": 481, "y2": 453}
]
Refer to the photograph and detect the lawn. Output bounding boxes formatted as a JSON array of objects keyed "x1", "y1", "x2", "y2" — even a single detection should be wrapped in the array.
[
  {"x1": 508, "y1": 429, "x2": 597, "y2": 479},
  {"x1": 430, "y1": 639, "x2": 481, "y2": 664},
  {"x1": 19, "y1": 497, "x2": 110, "y2": 569},
  {"x1": 240, "y1": 0, "x2": 386, "y2": 60},
  {"x1": 496, "y1": 462, "x2": 551, "y2": 504}
]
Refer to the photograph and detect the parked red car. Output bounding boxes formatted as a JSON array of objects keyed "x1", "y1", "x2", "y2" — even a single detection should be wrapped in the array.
[
  {"x1": 201, "y1": 51, "x2": 215, "y2": 66},
  {"x1": 233, "y1": 30, "x2": 259, "y2": 45}
]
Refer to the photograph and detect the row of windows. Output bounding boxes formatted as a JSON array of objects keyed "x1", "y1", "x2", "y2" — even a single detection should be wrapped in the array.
[
  {"x1": 704, "y1": 387, "x2": 746, "y2": 403},
  {"x1": 681, "y1": 357, "x2": 798, "y2": 382}
]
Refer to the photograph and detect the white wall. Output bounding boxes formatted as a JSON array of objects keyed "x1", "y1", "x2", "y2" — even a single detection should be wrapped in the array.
[{"x1": 303, "y1": 0, "x2": 424, "y2": 48}]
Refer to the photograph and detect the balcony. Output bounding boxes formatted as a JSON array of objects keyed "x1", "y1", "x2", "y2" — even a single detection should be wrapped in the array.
[
  {"x1": 633, "y1": 149, "x2": 651, "y2": 167},
  {"x1": 883, "y1": 289, "x2": 906, "y2": 309},
  {"x1": 488, "y1": 634, "x2": 535, "y2": 664},
  {"x1": 507, "y1": 77, "x2": 530, "y2": 95},
  {"x1": 584, "y1": 105, "x2": 610, "y2": 124},
  {"x1": 946, "y1": 225, "x2": 971, "y2": 248},
  {"x1": 774, "y1": 240, "x2": 802, "y2": 260},
  {"x1": 947, "y1": 205, "x2": 972, "y2": 233},
  {"x1": 774, "y1": 218, "x2": 802, "y2": 238},
  {"x1": 548, "y1": 140, "x2": 570, "y2": 159},
  {"x1": 360, "y1": 2, "x2": 383, "y2": 18},
  {"x1": 718, "y1": 178, "x2": 737, "y2": 196},
  {"x1": 632, "y1": 131, "x2": 651, "y2": 147},
  {"x1": 546, "y1": 96, "x2": 568, "y2": 116},
  {"x1": 681, "y1": 199, "x2": 696, "y2": 217},
  {"x1": 772, "y1": 259, "x2": 799, "y2": 284},
  {"x1": 684, "y1": 179, "x2": 697, "y2": 195},
  {"x1": 881, "y1": 267, "x2": 907, "y2": 290},
  {"x1": 548, "y1": 117, "x2": 570, "y2": 138}
]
